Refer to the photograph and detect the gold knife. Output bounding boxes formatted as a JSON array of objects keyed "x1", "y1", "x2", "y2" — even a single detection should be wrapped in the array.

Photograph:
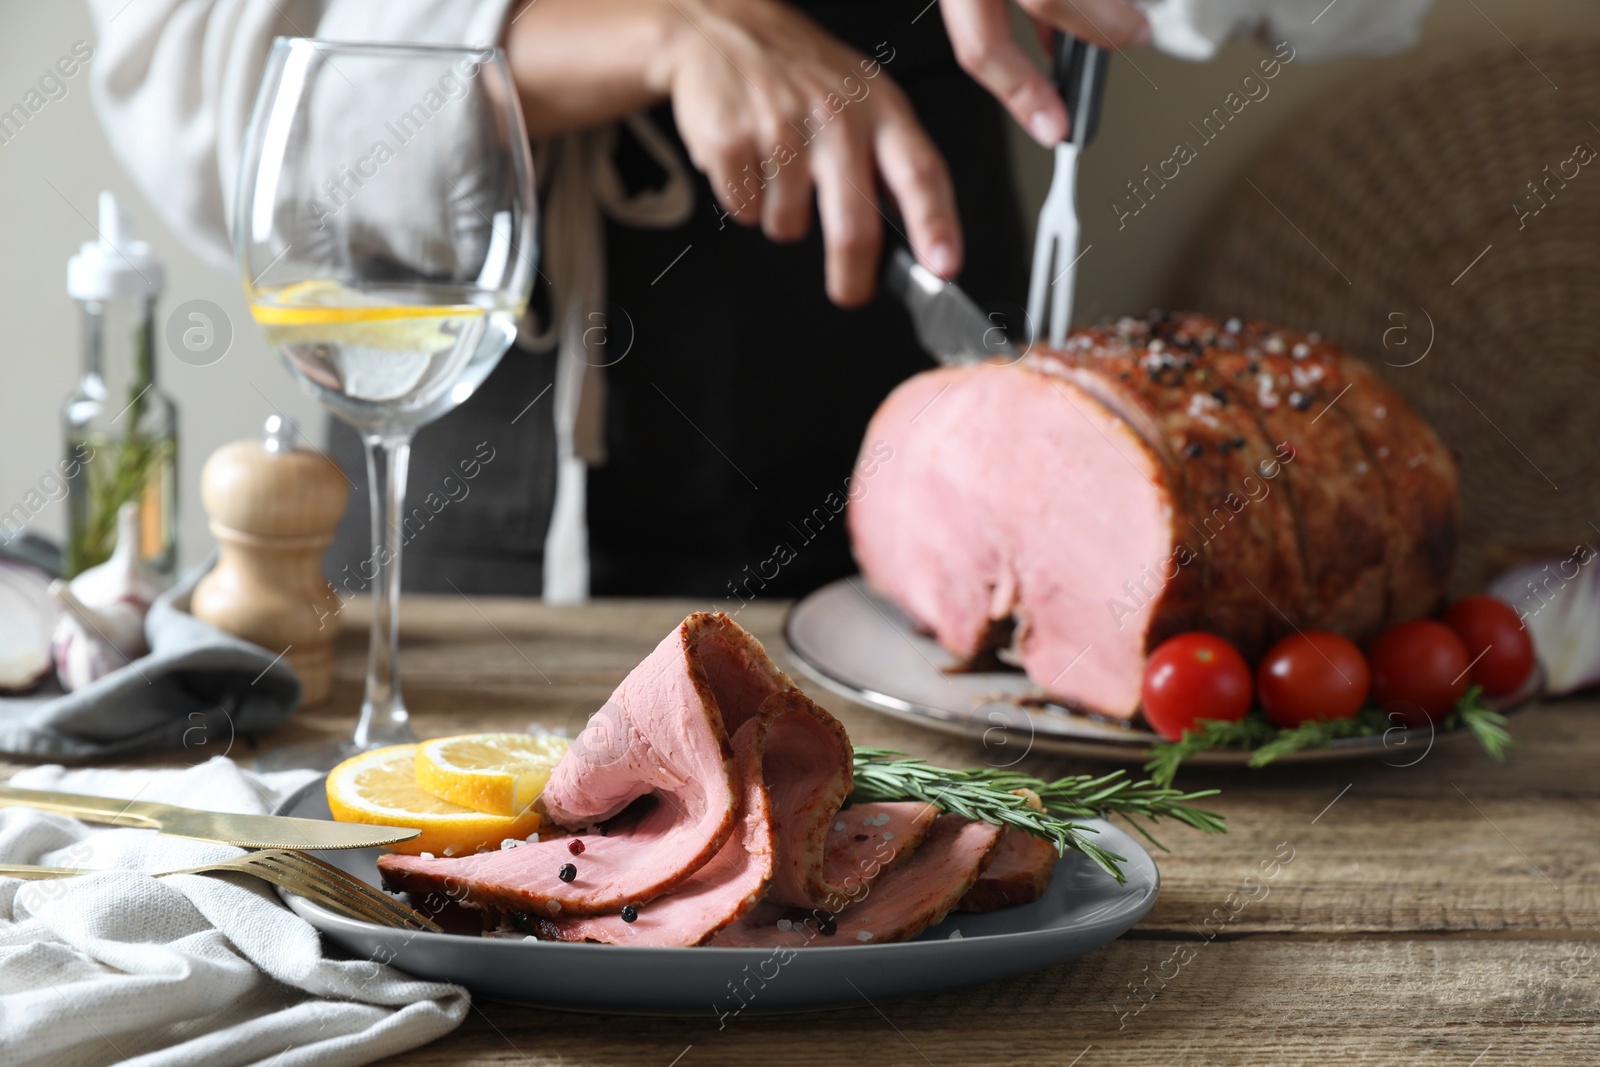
[{"x1": 0, "y1": 784, "x2": 418, "y2": 850}]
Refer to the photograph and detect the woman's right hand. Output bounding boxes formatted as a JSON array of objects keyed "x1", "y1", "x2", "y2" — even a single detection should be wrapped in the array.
[{"x1": 505, "y1": 0, "x2": 962, "y2": 308}]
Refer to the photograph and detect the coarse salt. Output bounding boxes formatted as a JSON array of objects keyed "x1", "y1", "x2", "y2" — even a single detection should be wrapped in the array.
[
  {"x1": 500, "y1": 838, "x2": 521, "y2": 850},
  {"x1": 420, "y1": 852, "x2": 434, "y2": 860},
  {"x1": 857, "y1": 931, "x2": 874, "y2": 942},
  {"x1": 834, "y1": 821, "x2": 846, "y2": 832},
  {"x1": 883, "y1": 832, "x2": 894, "y2": 841},
  {"x1": 777, "y1": 919, "x2": 793, "y2": 931}
]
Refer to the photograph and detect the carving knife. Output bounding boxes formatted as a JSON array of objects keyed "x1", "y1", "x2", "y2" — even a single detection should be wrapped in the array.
[{"x1": 883, "y1": 245, "x2": 1016, "y2": 365}]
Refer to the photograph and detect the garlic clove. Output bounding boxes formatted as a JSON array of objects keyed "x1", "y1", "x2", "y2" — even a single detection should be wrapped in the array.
[
  {"x1": 0, "y1": 560, "x2": 55, "y2": 693},
  {"x1": 49, "y1": 579, "x2": 149, "y2": 692},
  {"x1": 70, "y1": 501, "x2": 168, "y2": 612}
]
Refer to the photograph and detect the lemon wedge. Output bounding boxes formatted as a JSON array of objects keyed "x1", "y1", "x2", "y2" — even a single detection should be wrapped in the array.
[
  {"x1": 325, "y1": 744, "x2": 541, "y2": 856},
  {"x1": 415, "y1": 733, "x2": 571, "y2": 817}
]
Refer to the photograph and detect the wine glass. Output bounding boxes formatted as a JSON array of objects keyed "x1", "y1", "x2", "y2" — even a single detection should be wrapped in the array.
[{"x1": 235, "y1": 39, "x2": 536, "y2": 770}]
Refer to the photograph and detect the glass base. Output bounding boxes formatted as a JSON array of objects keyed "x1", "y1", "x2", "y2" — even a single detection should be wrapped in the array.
[{"x1": 254, "y1": 723, "x2": 418, "y2": 774}]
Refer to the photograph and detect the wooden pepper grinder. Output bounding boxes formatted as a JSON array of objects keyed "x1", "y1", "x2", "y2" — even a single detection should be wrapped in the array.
[{"x1": 192, "y1": 415, "x2": 348, "y2": 705}]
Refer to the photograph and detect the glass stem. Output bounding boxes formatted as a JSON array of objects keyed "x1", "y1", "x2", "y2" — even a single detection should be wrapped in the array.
[{"x1": 353, "y1": 432, "x2": 416, "y2": 749}]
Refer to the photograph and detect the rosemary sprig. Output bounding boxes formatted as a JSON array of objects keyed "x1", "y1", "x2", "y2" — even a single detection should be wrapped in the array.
[
  {"x1": 1245, "y1": 707, "x2": 1392, "y2": 767},
  {"x1": 1145, "y1": 685, "x2": 1518, "y2": 785},
  {"x1": 1143, "y1": 717, "x2": 1276, "y2": 788},
  {"x1": 1442, "y1": 686, "x2": 1515, "y2": 761},
  {"x1": 850, "y1": 748, "x2": 1227, "y2": 884}
]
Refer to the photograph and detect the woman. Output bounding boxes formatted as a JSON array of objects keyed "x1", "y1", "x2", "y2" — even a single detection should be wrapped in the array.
[{"x1": 87, "y1": 0, "x2": 1428, "y2": 602}]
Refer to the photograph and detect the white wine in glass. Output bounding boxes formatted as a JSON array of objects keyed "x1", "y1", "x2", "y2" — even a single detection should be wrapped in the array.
[{"x1": 236, "y1": 39, "x2": 536, "y2": 770}]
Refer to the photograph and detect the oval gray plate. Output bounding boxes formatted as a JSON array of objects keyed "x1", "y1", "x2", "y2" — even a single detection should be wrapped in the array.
[
  {"x1": 784, "y1": 577, "x2": 1539, "y2": 765},
  {"x1": 276, "y1": 780, "x2": 1158, "y2": 1014}
]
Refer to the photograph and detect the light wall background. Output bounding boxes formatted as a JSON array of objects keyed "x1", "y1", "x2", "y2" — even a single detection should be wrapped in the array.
[{"x1": 0, "y1": 1, "x2": 1591, "y2": 573}]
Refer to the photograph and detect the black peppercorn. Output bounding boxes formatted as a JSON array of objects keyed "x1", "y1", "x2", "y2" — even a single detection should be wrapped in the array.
[
  {"x1": 1185, "y1": 442, "x2": 1204, "y2": 458},
  {"x1": 1231, "y1": 436, "x2": 1246, "y2": 450},
  {"x1": 558, "y1": 863, "x2": 577, "y2": 883},
  {"x1": 621, "y1": 905, "x2": 638, "y2": 924},
  {"x1": 1290, "y1": 392, "x2": 1313, "y2": 411},
  {"x1": 567, "y1": 839, "x2": 585, "y2": 856},
  {"x1": 1210, "y1": 388, "x2": 1228, "y2": 405},
  {"x1": 818, "y1": 916, "x2": 838, "y2": 936}
]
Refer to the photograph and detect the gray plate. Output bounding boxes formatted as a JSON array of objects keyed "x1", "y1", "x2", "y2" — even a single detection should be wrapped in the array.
[
  {"x1": 784, "y1": 577, "x2": 1539, "y2": 766},
  {"x1": 275, "y1": 781, "x2": 1159, "y2": 1014}
]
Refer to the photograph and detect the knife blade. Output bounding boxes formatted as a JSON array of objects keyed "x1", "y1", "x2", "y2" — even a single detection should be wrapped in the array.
[
  {"x1": 0, "y1": 784, "x2": 418, "y2": 850},
  {"x1": 883, "y1": 246, "x2": 1016, "y2": 365}
]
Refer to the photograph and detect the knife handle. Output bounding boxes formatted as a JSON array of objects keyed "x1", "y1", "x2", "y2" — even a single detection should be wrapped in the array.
[
  {"x1": 0, "y1": 785, "x2": 162, "y2": 829},
  {"x1": 1054, "y1": 34, "x2": 1108, "y2": 147}
]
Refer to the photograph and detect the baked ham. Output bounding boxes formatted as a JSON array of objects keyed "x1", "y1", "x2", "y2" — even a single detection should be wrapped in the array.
[
  {"x1": 848, "y1": 313, "x2": 1459, "y2": 719},
  {"x1": 380, "y1": 613, "x2": 1014, "y2": 946}
]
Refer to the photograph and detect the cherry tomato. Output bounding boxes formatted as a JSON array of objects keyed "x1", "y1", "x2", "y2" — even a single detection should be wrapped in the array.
[
  {"x1": 1141, "y1": 633, "x2": 1254, "y2": 741},
  {"x1": 1368, "y1": 620, "x2": 1470, "y2": 727},
  {"x1": 1257, "y1": 631, "x2": 1370, "y2": 727},
  {"x1": 1441, "y1": 595, "x2": 1536, "y2": 696}
]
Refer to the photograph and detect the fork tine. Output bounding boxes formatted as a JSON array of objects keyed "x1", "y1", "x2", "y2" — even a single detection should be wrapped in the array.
[
  {"x1": 246, "y1": 854, "x2": 420, "y2": 930},
  {"x1": 1026, "y1": 220, "x2": 1055, "y2": 345},
  {"x1": 267, "y1": 850, "x2": 438, "y2": 929},
  {"x1": 262, "y1": 851, "x2": 441, "y2": 932},
  {"x1": 235, "y1": 855, "x2": 402, "y2": 927}
]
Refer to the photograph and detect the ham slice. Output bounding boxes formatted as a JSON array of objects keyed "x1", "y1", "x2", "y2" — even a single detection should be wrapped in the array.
[
  {"x1": 379, "y1": 613, "x2": 786, "y2": 917},
  {"x1": 710, "y1": 814, "x2": 1004, "y2": 947},
  {"x1": 957, "y1": 827, "x2": 1058, "y2": 912},
  {"x1": 849, "y1": 313, "x2": 1459, "y2": 718}
]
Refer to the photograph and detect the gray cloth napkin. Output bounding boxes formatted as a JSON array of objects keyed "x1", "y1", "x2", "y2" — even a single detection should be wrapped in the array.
[{"x1": 0, "y1": 563, "x2": 300, "y2": 760}]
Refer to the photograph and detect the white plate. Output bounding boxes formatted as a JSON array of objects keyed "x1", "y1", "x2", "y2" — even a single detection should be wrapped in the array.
[
  {"x1": 275, "y1": 781, "x2": 1159, "y2": 1014},
  {"x1": 784, "y1": 577, "x2": 1538, "y2": 766}
]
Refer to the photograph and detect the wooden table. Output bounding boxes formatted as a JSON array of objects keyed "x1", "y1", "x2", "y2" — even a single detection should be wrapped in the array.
[{"x1": 30, "y1": 596, "x2": 1600, "y2": 1064}]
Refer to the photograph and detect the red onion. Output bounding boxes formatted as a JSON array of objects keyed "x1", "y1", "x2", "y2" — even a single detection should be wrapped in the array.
[{"x1": 1487, "y1": 546, "x2": 1600, "y2": 695}]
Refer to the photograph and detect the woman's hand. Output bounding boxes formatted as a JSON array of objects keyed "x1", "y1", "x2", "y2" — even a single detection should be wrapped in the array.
[
  {"x1": 939, "y1": 0, "x2": 1150, "y2": 146},
  {"x1": 505, "y1": 0, "x2": 960, "y2": 307}
]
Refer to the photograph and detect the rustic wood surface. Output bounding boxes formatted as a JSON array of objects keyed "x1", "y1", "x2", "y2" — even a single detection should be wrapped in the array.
[{"x1": 10, "y1": 595, "x2": 1597, "y2": 1064}]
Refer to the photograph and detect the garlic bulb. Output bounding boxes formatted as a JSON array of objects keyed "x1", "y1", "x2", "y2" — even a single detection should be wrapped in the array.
[
  {"x1": 49, "y1": 502, "x2": 165, "y2": 692},
  {"x1": 0, "y1": 560, "x2": 55, "y2": 693},
  {"x1": 70, "y1": 501, "x2": 167, "y2": 612},
  {"x1": 50, "y1": 581, "x2": 149, "y2": 692},
  {"x1": 1487, "y1": 547, "x2": 1600, "y2": 695}
]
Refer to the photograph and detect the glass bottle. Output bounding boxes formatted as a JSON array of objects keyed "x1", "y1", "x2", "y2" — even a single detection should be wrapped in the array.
[{"x1": 62, "y1": 192, "x2": 178, "y2": 578}]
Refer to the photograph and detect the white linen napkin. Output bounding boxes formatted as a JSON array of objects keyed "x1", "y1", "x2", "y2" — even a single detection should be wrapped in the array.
[
  {"x1": 0, "y1": 758, "x2": 469, "y2": 1067},
  {"x1": 1141, "y1": 0, "x2": 1436, "y2": 61}
]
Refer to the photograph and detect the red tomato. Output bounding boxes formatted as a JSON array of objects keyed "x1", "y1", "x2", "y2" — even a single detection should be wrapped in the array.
[
  {"x1": 1368, "y1": 620, "x2": 1470, "y2": 727},
  {"x1": 1441, "y1": 595, "x2": 1536, "y2": 696},
  {"x1": 1257, "y1": 631, "x2": 1370, "y2": 727},
  {"x1": 1141, "y1": 633, "x2": 1254, "y2": 741}
]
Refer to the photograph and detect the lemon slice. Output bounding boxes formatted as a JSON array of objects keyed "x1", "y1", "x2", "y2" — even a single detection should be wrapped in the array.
[
  {"x1": 325, "y1": 744, "x2": 541, "y2": 856},
  {"x1": 415, "y1": 733, "x2": 571, "y2": 817}
]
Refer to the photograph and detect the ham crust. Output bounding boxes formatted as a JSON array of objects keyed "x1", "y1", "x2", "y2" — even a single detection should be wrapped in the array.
[{"x1": 956, "y1": 828, "x2": 1058, "y2": 913}]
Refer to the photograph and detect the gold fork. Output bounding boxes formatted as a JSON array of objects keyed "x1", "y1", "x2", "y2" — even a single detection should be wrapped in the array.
[{"x1": 0, "y1": 849, "x2": 441, "y2": 932}]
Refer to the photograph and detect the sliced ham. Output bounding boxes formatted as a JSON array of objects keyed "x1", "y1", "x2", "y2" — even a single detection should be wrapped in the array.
[
  {"x1": 957, "y1": 827, "x2": 1058, "y2": 912},
  {"x1": 849, "y1": 313, "x2": 1459, "y2": 718},
  {"x1": 710, "y1": 814, "x2": 1004, "y2": 947},
  {"x1": 379, "y1": 613, "x2": 786, "y2": 917},
  {"x1": 384, "y1": 613, "x2": 973, "y2": 947}
]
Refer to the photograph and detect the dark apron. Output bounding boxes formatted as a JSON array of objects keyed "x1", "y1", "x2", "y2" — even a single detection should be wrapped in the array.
[{"x1": 327, "y1": 0, "x2": 1027, "y2": 599}]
